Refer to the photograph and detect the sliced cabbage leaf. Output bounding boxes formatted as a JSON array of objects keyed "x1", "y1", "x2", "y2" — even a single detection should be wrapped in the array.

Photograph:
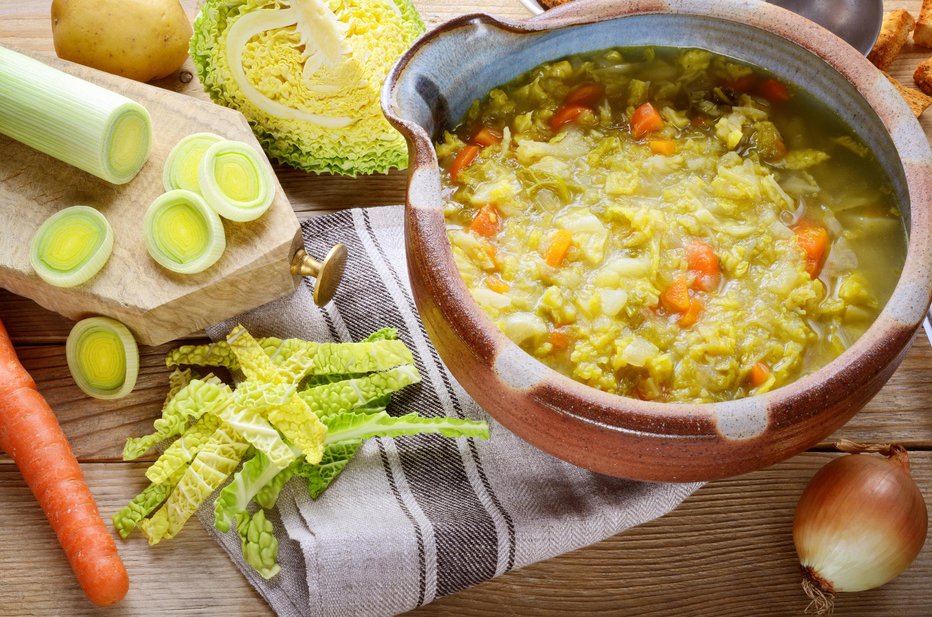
[
  {"x1": 145, "y1": 413, "x2": 222, "y2": 484},
  {"x1": 123, "y1": 375, "x2": 227, "y2": 460},
  {"x1": 166, "y1": 337, "x2": 284, "y2": 370},
  {"x1": 323, "y1": 411, "x2": 490, "y2": 444},
  {"x1": 215, "y1": 451, "x2": 292, "y2": 533},
  {"x1": 218, "y1": 392, "x2": 296, "y2": 471},
  {"x1": 267, "y1": 395, "x2": 327, "y2": 465},
  {"x1": 262, "y1": 394, "x2": 390, "y2": 503},
  {"x1": 190, "y1": 0, "x2": 425, "y2": 175},
  {"x1": 170, "y1": 338, "x2": 412, "y2": 377},
  {"x1": 112, "y1": 465, "x2": 186, "y2": 539},
  {"x1": 298, "y1": 365, "x2": 421, "y2": 418},
  {"x1": 253, "y1": 395, "x2": 388, "y2": 507},
  {"x1": 229, "y1": 381, "x2": 327, "y2": 464},
  {"x1": 227, "y1": 324, "x2": 289, "y2": 384},
  {"x1": 227, "y1": 326, "x2": 328, "y2": 463},
  {"x1": 295, "y1": 440, "x2": 363, "y2": 500},
  {"x1": 255, "y1": 463, "x2": 299, "y2": 510},
  {"x1": 167, "y1": 328, "x2": 409, "y2": 375},
  {"x1": 140, "y1": 423, "x2": 250, "y2": 544},
  {"x1": 236, "y1": 509, "x2": 280, "y2": 579}
]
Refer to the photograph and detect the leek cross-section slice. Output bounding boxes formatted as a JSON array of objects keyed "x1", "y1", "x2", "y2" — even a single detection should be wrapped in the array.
[
  {"x1": 198, "y1": 141, "x2": 275, "y2": 222},
  {"x1": 144, "y1": 189, "x2": 226, "y2": 274},
  {"x1": 163, "y1": 132, "x2": 225, "y2": 193},
  {"x1": 30, "y1": 206, "x2": 113, "y2": 288},
  {"x1": 66, "y1": 317, "x2": 139, "y2": 400},
  {"x1": 0, "y1": 47, "x2": 152, "y2": 184}
]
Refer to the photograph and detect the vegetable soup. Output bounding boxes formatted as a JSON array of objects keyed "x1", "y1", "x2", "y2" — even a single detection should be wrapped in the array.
[{"x1": 437, "y1": 47, "x2": 906, "y2": 403}]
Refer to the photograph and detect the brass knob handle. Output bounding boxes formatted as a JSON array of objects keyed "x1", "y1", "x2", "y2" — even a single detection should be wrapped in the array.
[{"x1": 290, "y1": 244, "x2": 347, "y2": 306}]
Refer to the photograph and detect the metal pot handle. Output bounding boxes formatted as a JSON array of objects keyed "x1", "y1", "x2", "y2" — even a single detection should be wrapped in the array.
[{"x1": 290, "y1": 243, "x2": 347, "y2": 306}]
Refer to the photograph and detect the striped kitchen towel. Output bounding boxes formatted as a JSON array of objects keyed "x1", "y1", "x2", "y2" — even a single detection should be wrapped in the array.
[{"x1": 202, "y1": 206, "x2": 702, "y2": 617}]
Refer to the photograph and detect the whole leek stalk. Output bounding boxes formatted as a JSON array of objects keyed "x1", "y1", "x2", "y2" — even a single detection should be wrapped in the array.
[{"x1": 0, "y1": 45, "x2": 152, "y2": 184}]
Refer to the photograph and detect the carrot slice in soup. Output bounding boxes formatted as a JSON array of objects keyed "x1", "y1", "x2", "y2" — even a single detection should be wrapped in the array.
[
  {"x1": 749, "y1": 362, "x2": 772, "y2": 387},
  {"x1": 471, "y1": 127, "x2": 502, "y2": 148},
  {"x1": 760, "y1": 78, "x2": 791, "y2": 103},
  {"x1": 649, "y1": 140, "x2": 676, "y2": 156},
  {"x1": 469, "y1": 204, "x2": 501, "y2": 237},
  {"x1": 687, "y1": 241, "x2": 721, "y2": 291},
  {"x1": 677, "y1": 298, "x2": 703, "y2": 328},
  {"x1": 485, "y1": 275, "x2": 510, "y2": 293},
  {"x1": 793, "y1": 223, "x2": 829, "y2": 278},
  {"x1": 660, "y1": 277, "x2": 691, "y2": 314},
  {"x1": 548, "y1": 328, "x2": 572, "y2": 350},
  {"x1": 630, "y1": 102, "x2": 664, "y2": 139},
  {"x1": 730, "y1": 74, "x2": 758, "y2": 94},
  {"x1": 450, "y1": 144, "x2": 481, "y2": 181},
  {"x1": 564, "y1": 83, "x2": 604, "y2": 107},
  {"x1": 550, "y1": 105, "x2": 590, "y2": 132},
  {"x1": 545, "y1": 230, "x2": 573, "y2": 267}
]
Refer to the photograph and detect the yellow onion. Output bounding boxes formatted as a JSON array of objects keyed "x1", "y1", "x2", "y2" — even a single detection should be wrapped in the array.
[{"x1": 794, "y1": 441, "x2": 928, "y2": 615}]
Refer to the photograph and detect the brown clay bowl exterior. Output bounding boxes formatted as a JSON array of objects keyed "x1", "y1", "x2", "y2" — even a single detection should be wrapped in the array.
[{"x1": 381, "y1": 0, "x2": 932, "y2": 482}]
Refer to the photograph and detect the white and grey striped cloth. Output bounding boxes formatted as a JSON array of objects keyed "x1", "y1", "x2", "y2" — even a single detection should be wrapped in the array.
[{"x1": 202, "y1": 206, "x2": 702, "y2": 617}]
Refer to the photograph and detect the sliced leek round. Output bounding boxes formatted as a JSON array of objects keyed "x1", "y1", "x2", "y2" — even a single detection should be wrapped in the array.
[
  {"x1": 145, "y1": 189, "x2": 226, "y2": 274},
  {"x1": 198, "y1": 140, "x2": 275, "y2": 222},
  {"x1": 162, "y1": 132, "x2": 225, "y2": 193},
  {"x1": 66, "y1": 317, "x2": 139, "y2": 400},
  {"x1": 30, "y1": 206, "x2": 113, "y2": 288}
]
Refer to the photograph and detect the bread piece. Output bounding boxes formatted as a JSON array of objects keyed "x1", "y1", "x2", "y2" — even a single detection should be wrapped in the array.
[
  {"x1": 915, "y1": 58, "x2": 932, "y2": 96},
  {"x1": 915, "y1": 0, "x2": 932, "y2": 48},
  {"x1": 539, "y1": 0, "x2": 571, "y2": 8},
  {"x1": 884, "y1": 71, "x2": 932, "y2": 117},
  {"x1": 868, "y1": 9, "x2": 916, "y2": 70}
]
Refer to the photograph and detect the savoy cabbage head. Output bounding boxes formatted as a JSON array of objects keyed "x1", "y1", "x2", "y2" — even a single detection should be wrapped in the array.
[{"x1": 190, "y1": 0, "x2": 424, "y2": 175}]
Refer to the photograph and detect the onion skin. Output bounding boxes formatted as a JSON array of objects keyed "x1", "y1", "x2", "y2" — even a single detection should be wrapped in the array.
[{"x1": 794, "y1": 448, "x2": 928, "y2": 594}]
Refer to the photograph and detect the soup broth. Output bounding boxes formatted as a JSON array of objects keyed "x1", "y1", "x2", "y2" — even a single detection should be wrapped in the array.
[{"x1": 437, "y1": 47, "x2": 906, "y2": 403}]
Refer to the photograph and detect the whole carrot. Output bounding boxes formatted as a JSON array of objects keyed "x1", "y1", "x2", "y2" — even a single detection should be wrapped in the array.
[{"x1": 0, "y1": 319, "x2": 128, "y2": 606}]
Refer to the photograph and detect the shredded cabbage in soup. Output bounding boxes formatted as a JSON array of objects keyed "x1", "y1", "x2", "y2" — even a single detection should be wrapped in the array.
[{"x1": 437, "y1": 47, "x2": 906, "y2": 403}]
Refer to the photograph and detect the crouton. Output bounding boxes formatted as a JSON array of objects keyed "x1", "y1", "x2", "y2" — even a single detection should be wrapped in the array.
[
  {"x1": 868, "y1": 9, "x2": 916, "y2": 70},
  {"x1": 915, "y1": 58, "x2": 932, "y2": 96},
  {"x1": 915, "y1": 0, "x2": 932, "y2": 48},
  {"x1": 884, "y1": 71, "x2": 932, "y2": 117},
  {"x1": 539, "y1": 0, "x2": 571, "y2": 8}
]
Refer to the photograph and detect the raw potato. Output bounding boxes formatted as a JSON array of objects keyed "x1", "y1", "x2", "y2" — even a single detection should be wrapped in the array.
[
  {"x1": 868, "y1": 9, "x2": 915, "y2": 70},
  {"x1": 916, "y1": 0, "x2": 932, "y2": 48},
  {"x1": 51, "y1": 0, "x2": 192, "y2": 82}
]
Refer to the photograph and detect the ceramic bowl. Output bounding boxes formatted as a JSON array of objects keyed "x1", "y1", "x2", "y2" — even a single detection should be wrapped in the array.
[{"x1": 381, "y1": 0, "x2": 932, "y2": 482}]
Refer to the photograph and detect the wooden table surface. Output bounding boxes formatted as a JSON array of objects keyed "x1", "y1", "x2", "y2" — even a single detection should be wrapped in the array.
[{"x1": 2, "y1": 1, "x2": 931, "y2": 615}]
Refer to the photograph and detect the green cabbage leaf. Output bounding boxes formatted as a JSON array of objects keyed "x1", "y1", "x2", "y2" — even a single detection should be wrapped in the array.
[
  {"x1": 236, "y1": 509, "x2": 281, "y2": 580},
  {"x1": 140, "y1": 423, "x2": 250, "y2": 544},
  {"x1": 119, "y1": 324, "x2": 490, "y2": 582},
  {"x1": 112, "y1": 465, "x2": 186, "y2": 539},
  {"x1": 323, "y1": 411, "x2": 491, "y2": 444},
  {"x1": 122, "y1": 374, "x2": 226, "y2": 460},
  {"x1": 215, "y1": 451, "x2": 292, "y2": 533}
]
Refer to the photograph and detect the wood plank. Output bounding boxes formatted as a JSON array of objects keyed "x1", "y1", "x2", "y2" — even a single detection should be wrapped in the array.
[
  {"x1": 1, "y1": 453, "x2": 928, "y2": 615},
  {"x1": 0, "y1": 462, "x2": 269, "y2": 616},
  {"x1": 1, "y1": 333, "x2": 928, "y2": 465},
  {"x1": 0, "y1": 288, "x2": 207, "y2": 345},
  {"x1": 410, "y1": 451, "x2": 932, "y2": 616}
]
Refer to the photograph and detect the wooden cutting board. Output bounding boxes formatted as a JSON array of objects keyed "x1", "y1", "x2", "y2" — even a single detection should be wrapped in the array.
[{"x1": 0, "y1": 48, "x2": 303, "y2": 346}]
